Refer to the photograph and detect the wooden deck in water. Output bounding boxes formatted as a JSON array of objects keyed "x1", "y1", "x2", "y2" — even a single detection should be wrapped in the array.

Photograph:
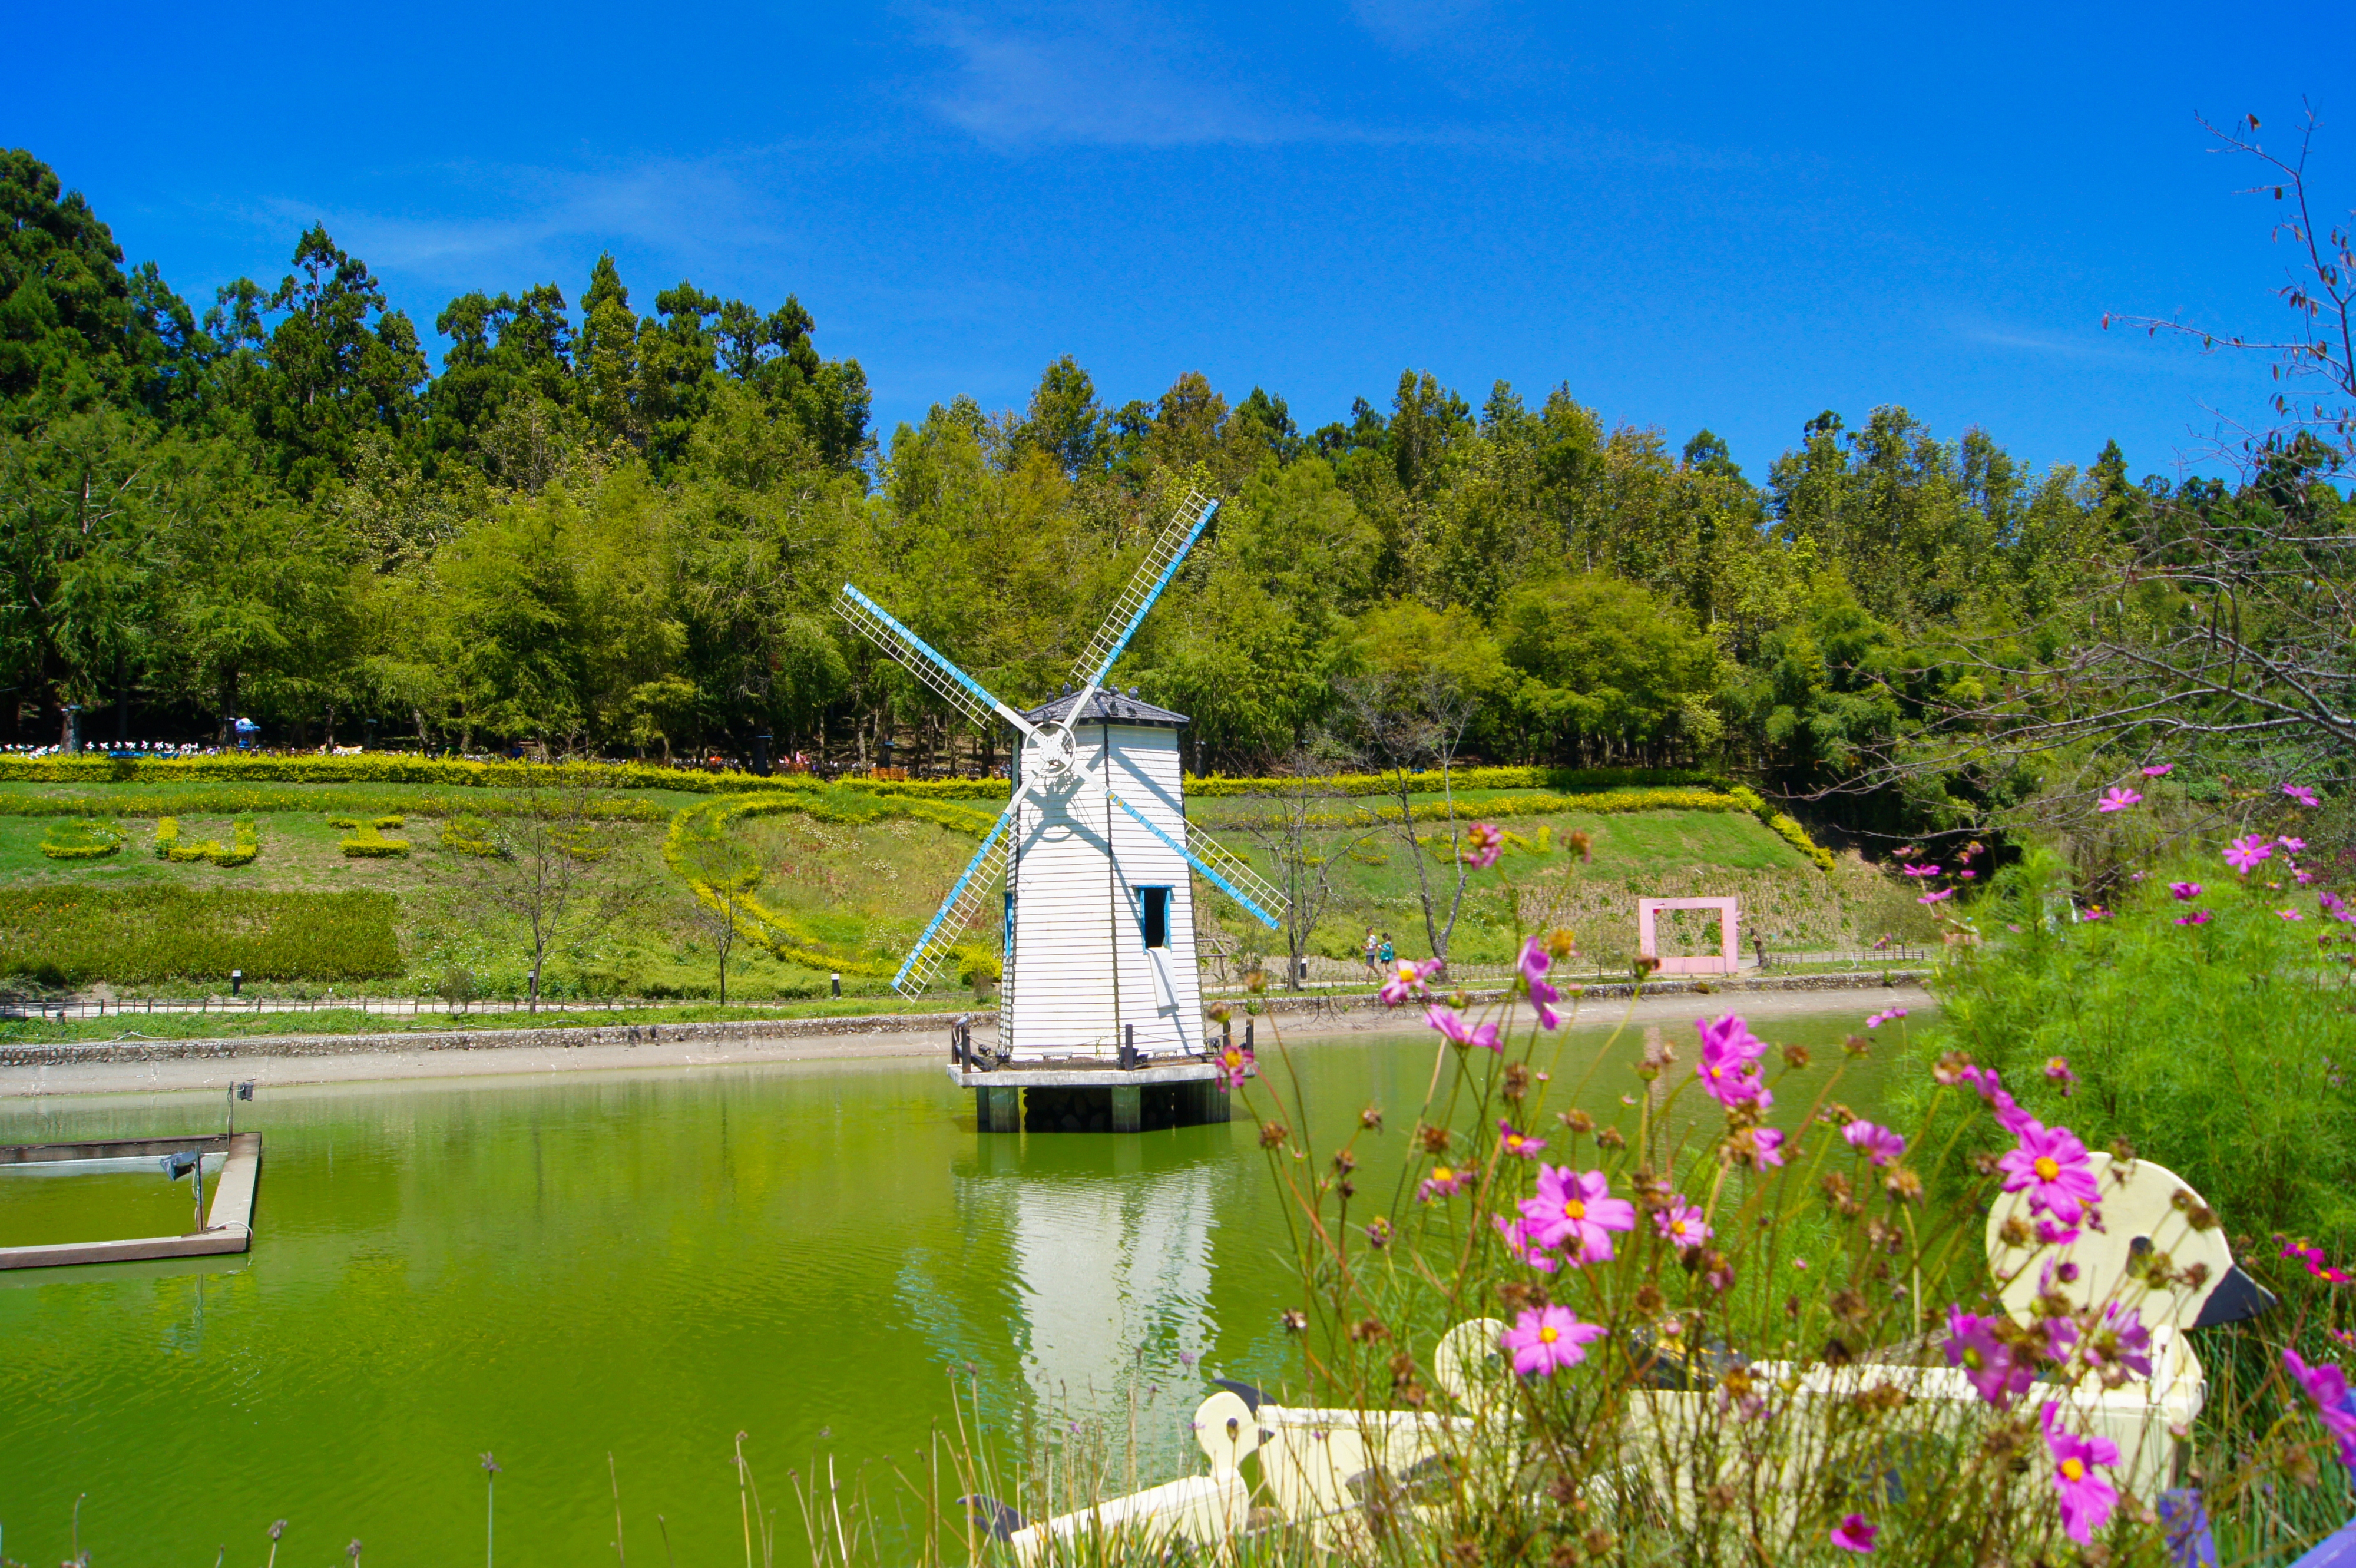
[{"x1": 0, "y1": 1132, "x2": 262, "y2": 1269}]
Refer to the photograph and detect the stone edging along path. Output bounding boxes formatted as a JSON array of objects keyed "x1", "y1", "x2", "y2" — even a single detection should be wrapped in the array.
[{"x1": 0, "y1": 971, "x2": 1931, "y2": 1069}]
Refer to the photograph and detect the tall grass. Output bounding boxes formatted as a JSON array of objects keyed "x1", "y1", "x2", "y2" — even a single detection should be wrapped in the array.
[{"x1": 0, "y1": 886, "x2": 403, "y2": 985}]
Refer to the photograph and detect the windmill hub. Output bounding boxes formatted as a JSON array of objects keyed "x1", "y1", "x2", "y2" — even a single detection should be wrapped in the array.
[{"x1": 1025, "y1": 724, "x2": 1078, "y2": 783}]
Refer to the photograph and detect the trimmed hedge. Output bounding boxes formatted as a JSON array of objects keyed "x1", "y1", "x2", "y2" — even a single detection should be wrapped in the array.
[
  {"x1": 339, "y1": 824, "x2": 410, "y2": 858},
  {"x1": 0, "y1": 786, "x2": 669, "y2": 822},
  {"x1": 1184, "y1": 765, "x2": 1721, "y2": 799},
  {"x1": 0, "y1": 754, "x2": 1007, "y2": 800},
  {"x1": 154, "y1": 818, "x2": 260, "y2": 867},
  {"x1": 39, "y1": 819, "x2": 122, "y2": 860},
  {"x1": 1727, "y1": 785, "x2": 1837, "y2": 872},
  {"x1": 0, "y1": 754, "x2": 1712, "y2": 804},
  {"x1": 0, "y1": 887, "x2": 403, "y2": 984}
]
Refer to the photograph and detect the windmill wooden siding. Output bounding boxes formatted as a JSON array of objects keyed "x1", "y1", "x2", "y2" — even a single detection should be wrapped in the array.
[{"x1": 1007, "y1": 720, "x2": 1204, "y2": 1059}]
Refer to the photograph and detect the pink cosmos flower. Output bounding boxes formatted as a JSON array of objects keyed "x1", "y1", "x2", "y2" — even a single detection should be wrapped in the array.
[
  {"x1": 2176, "y1": 911, "x2": 2213, "y2": 927},
  {"x1": 1379, "y1": 957, "x2": 1443, "y2": 1006},
  {"x1": 2225, "y1": 835, "x2": 2276, "y2": 874},
  {"x1": 1999, "y1": 1119, "x2": 2103, "y2": 1226},
  {"x1": 2280, "y1": 909, "x2": 2307, "y2": 922},
  {"x1": 2041, "y1": 1314, "x2": 2080, "y2": 1365},
  {"x1": 1216, "y1": 1043, "x2": 1254, "y2": 1090},
  {"x1": 1919, "y1": 888, "x2": 1955, "y2": 905},
  {"x1": 1517, "y1": 935, "x2": 1561, "y2": 1030},
  {"x1": 1865, "y1": 1007, "x2": 1909, "y2": 1028},
  {"x1": 1696, "y1": 1013, "x2": 1767, "y2": 1067},
  {"x1": 1831, "y1": 1514, "x2": 1878, "y2": 1554},
  {"x1": 1520, "y1": 1166, "x2": 1636, "y2": 1262},
  {"x1": 1842, "y1": 1121, "x2": 1906, "y2": 1166},
  {"x1": 1944, "y1": 1306, "x2": 2036, "y2": 1408},
  {"x1": 2169, "y1": 882, "x2": 2202, "y2": 901},
  {"x1": 2282, "y1": 836, "x2": 2309, "y2": 852},
  {"x1": 2044, "y1": 1056, "x2": 2078, "y2": 1091},
  {"x1": 1695, "y1": 1015, "x2": 1773, "y2": 1109},
  {"x1": 2284, "y1": 1349, "x2": 2356, "y2": 1473},
  {"x1": 1655, "y1": 1199, "x2": 1712, "y2": 1251},
  {"x1": 2143, "y1": 763, "x2": 2173, "y2": 778},
  {"x1": 2299, "y1": 870, "x2": 2318, "y2": 885},
  {"x1": 2099, "y1": 786, "x2": 2143, "y2": 813},
  {"x1": 1500, "y1": 1305, "x2": 1603, "y2": 1377},
  {"x1": 2042, "y1": 1404, "x2": 2122, "y2": 1544},
  {"x1": 1417, "y1": 1164, "x2": 1467, "y2": 1203},
  {"x1": 1901, "y1": 862, "x2": 1941, "y2": 878},
  {"x1": 1959, "y1": 1066, "x2": 2034, "y2": 1132},
  {"x1": 1491, "y1": 1213, "x2": 1559, "y2": 1273},
  {"x1": 1726, "y1": 1126, "x2": 1786, "y2": 1169},
  {"x1": 2083, "y1": 1304, "x2": 2154, "y2": 1385},
  {"x1": 1426, "y1": 1004, "x2": 1502, "y2": 1051},
  {"x1": 1461, "y1": 821, "x2": 1506, "y2": 869},
  {"x1": 1497, "y1": 1119, "x2": 1547, "y2": 1159},
  {"x1": 2286, "y1": 783, "x2": 2322, "y2": 808}
]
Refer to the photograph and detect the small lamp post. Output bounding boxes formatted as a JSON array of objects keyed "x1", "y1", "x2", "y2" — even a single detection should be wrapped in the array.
[{"x1": 230, "y1": 968, "x2": 244, "y2": 998}]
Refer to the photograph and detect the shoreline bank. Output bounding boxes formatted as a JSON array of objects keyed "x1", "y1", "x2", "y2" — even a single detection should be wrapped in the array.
[{"x1": 0, "y1": 973, "x2": 1934, "y2": 1099}]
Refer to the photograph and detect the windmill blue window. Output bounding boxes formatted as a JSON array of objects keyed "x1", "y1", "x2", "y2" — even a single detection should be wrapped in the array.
[{"x1": 1136, "y1": 886, "x2": 1172, "y2": 949}]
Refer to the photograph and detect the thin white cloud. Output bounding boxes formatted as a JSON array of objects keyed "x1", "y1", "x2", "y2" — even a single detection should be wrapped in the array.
[
  {"x1": 1954, "y1": 320, "x2": 2219, "y2": 372},
  {"x1": 901, "y1": 4, "x2": 1771, "y2": 171},
  {"x1": 218, "y1": 154, "x2": 805, "y2": 293},
  {"x1": 910, "y1": 4, "x2": 1311, "y2": 148}
]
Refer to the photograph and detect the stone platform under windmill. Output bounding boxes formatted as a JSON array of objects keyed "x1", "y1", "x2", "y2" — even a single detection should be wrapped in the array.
[{"x1": 836, "y1": 488, "x2": 1283, "y2": 1134}]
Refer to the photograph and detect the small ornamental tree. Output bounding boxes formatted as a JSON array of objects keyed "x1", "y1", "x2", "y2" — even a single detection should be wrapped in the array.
[{"x1": 673, "y1": 815, "x2": 760, "y2": 1004}]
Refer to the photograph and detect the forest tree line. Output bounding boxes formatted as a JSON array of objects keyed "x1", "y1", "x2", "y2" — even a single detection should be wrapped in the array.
[{"x1": 5, "y1": 147, "x2": 2346, "y2": 837}]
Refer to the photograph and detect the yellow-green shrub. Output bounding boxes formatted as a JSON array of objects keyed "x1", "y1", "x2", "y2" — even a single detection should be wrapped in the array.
[
  {"x1": 339, "y1": 823, "x2": 409, "y2": 858},
  {"x1": 1728, "y1": 785, "x2": 1836, "y2": 872},
  {"x1": 40, "y1": 819, "x2": 122, "y2": 860},
  {"x1": 154, "y1": 818, "x2": 259, "y2": 866}
]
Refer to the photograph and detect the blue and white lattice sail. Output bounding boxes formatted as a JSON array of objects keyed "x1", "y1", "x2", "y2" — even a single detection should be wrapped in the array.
[{"x1": 837, "y1": 488, "x2": 1287, "y2": 1061}]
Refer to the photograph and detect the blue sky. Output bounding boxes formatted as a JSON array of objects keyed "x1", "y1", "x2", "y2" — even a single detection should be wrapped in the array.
[{"x1": 10, "y1": 1, "x2": 2347, "y2": 483}]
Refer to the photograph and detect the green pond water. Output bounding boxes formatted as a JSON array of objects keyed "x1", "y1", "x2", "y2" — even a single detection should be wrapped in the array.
[{"x1": 0, "y1": 1002, "x2": 1918, "y2": 1566}]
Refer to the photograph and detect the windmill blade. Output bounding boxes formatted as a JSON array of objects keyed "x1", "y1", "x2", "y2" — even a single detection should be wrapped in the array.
[
  {"x1": 1064, "y1": 490, "x2": 1219, "y2": 707},
  {"x1": 1107, "y1": 792, "x2": 1287, "y2": 931},
  {"x1": 836, "y1": 584, "x2": 1038, "y2": 737},
  {"x1": 894, "y1": 802, "x2": 1017, "y2": 996}
]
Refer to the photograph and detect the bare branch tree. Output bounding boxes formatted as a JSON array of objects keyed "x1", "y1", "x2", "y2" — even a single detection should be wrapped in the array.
[
  {"x1": 1805, "y1": 107, "x2": 2356, "y2": 838},
  {"x1": 436, "y1": 763, "x2": 647, "y2": 1011},
  {"x1": 1235, "y1": 740, "x2": 1355, "y2": 991},
  {"x1": 674, "y1": 817, "x2": 762, "y2": 1004},
  {"x1": 1339, "y1": 669, "x2": 1481, "y2": 972}
]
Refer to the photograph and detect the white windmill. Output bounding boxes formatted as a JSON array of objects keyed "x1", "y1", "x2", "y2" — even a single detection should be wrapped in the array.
[{"x1": 834, "y1": 490, "x2": 1289, "y2": 1129}]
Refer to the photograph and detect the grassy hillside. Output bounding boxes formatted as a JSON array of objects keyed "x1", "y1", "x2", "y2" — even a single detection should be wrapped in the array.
[{"x1": 0, "y1": 778, "x2": 1928, "y2": 998}]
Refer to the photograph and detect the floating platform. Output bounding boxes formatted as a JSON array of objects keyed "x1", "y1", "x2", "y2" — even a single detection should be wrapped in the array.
[
  {"x1": 946, "y1": 1058, "x2": 1235, "y2": 1133},
  {"x1": 0, "y1": 1133, "x2": 262, "y2": 1269}
]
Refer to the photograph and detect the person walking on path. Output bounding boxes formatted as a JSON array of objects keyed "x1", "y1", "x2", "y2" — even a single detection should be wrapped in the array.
[
  {"x1": 1377, "y1": 933, "x2": 1396, "y2": 970},
  {"x1": 1361, "y1": 927, "x2": 1381, "y2": 979}
]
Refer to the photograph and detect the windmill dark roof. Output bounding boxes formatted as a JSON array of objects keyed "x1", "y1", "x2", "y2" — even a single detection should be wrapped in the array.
[{"x1": 1020, "y1": 689, "x2": 1190, "y2": 729}]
